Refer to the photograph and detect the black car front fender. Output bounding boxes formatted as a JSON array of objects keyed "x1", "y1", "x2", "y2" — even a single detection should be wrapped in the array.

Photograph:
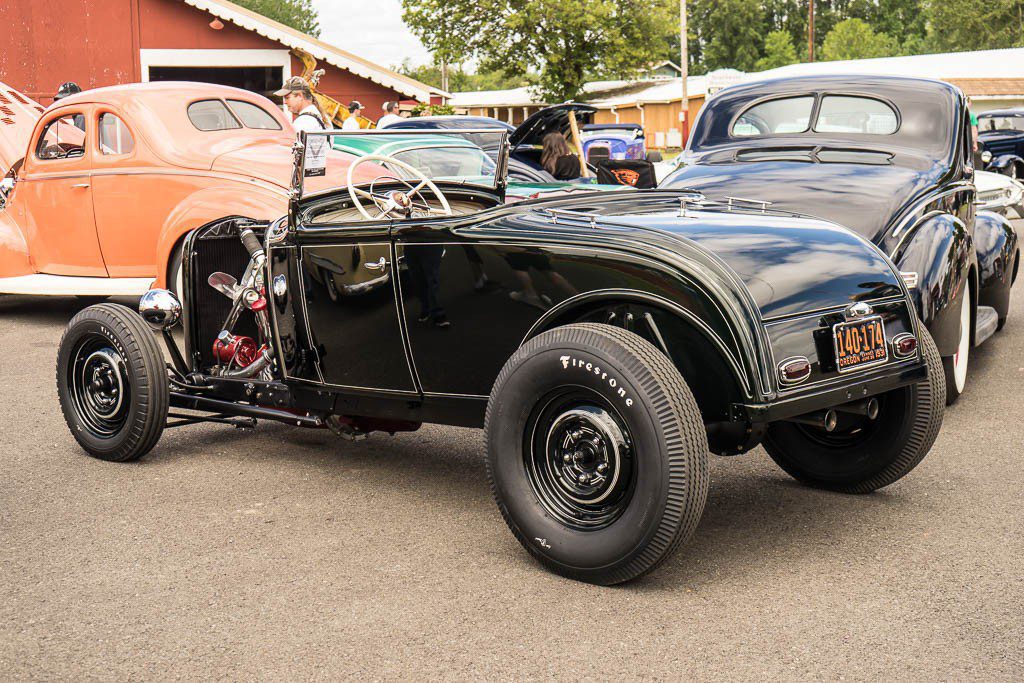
[{"x1": 975, "y1": 210, "x2": 1019, "y2": 319}]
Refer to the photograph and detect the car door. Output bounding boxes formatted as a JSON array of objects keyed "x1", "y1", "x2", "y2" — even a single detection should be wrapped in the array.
[
  {"x1": 19, "y1": 107, "x2": 106, "y2": 276},
  {"x1": 295, "y1": 217, "x2": 418, "y2": 393}
]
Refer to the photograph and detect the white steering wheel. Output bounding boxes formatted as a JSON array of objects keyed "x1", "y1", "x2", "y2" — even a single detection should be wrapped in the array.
[{"x1": 347, "y1": 154, "x2": 453, "y2": 220}]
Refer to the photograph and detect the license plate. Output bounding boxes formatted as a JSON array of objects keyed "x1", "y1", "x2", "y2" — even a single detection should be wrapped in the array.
[{"x1": 833, "y1": 316, "x2": 887, "y2": 373}]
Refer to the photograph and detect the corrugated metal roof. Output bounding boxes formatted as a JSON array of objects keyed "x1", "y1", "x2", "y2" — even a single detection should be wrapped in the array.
[
  {"x1": 749, "y1": 48, "x2": 1024, "y2": 83},
  {"x1": 452, "y1": 48, "x2": 1024, "y2": 109},
  {"x1": 181, "y1": 0, "x2": 449, "y2": 102}
]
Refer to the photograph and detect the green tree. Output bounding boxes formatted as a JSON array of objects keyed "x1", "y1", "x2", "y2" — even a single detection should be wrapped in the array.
[
  {"x1": 756, "y1": 30, "x2": 799, "y2": 70},
  {"x1": 821, "y1": 18, "x2": 899, "y2": 60},
  {"x1": 396, "y1": 61, "x2": 537, "y2": 92},
  {"x1": 233, "y1": 0, "x2": 320, "y2": 37},
  {"x1": 925, "y1": 0, "x2": 1024, "y2": 52},
  {"x1": 402, "y1": 0, "x2": 676, "y2": 102},
  {"x1": 690, "y1": 0, "x2": 765, "y2": 71}
]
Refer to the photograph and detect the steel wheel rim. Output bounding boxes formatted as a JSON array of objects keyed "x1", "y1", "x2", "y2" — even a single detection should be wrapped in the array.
[
  {"x1": 69, "y1": 337, "x2": 131, "y2": 438},
  {"x1": 525, "y1": 389, "x2": 635, "y2": 530},
  {"x1": 953, "y1": 289, "x2": 970, "y2": 392}
]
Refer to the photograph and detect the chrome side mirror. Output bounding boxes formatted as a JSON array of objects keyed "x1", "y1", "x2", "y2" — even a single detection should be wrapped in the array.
[{"x1": 139, "y1": 289, "x2": 182, "y2": 330}]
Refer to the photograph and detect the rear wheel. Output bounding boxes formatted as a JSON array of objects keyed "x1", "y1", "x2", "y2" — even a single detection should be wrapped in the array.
[
  {"x1": 56, "y1": 303, "x2": 168, "y2": 462},
  {"x1": 485, "y1": 323, "x2": 709, "y2": 585},
  {"x1": 942, "y1": 287, "x2": 972, "y2": 405},
  {"x1": 763, "y1": 327, "x2": 944, "y2": 494}
]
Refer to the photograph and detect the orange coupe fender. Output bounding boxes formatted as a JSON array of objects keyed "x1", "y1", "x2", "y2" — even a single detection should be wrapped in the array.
[
  {"x1": 153, "y1": 182, "x2": 288, "y2": 289},
  {"x1": 0, "y1": 208, "x2": 33, "y2": 279}
]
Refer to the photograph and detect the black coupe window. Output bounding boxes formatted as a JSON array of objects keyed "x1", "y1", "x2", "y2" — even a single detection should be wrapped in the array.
[
  {"x1": 979, "y1": 116, "x2": 1024, "y2": 132},
  {"x1": 187, "y1": 100, "x2": 242, "y2": 132},
  {"x1": 733, "y1": 96, "x2": 814, "y2": 137},
  {"x1": 815, "y1": 96, "x2": 898, "y2": 135},
  {"x1": 226, "y1": 99, "x2": 281, "y2": 130}
]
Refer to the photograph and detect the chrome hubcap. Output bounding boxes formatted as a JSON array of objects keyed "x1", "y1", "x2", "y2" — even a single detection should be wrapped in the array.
[
  {"x1": 527, "y1": 392, "x2": 635, "y2": 530},
  {"x1": 70, "y1": 340, "x2": 130, "y2": 438}
]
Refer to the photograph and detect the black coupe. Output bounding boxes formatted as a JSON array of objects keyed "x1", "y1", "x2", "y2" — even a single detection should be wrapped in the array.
[{"x1": 662, "y1": 74, "x2": 1019, "y2": 404}]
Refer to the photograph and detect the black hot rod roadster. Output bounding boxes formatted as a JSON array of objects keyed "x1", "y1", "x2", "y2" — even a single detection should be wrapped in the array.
[
  {"x1": 662, "y1": 75, "x2": 1019, "y2": 405},
  {"x1": 57, "y1": 129, "x2": 943, "y2": 585}
]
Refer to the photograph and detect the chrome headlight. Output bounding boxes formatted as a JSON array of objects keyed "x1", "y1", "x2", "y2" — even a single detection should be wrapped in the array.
[
  {"x1": 139, "y1": 289, "x2": 182, "y2": 330},
  {"x1": 981, "y1": 150, "x2": 992, "y2": 164}
]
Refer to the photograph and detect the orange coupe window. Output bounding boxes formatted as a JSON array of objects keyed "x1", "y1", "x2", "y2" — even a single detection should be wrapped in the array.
[
  {"x1": 98, "y1": 113, "x2": 135, "y2": 155},
  {"x1": 226, "y1": 99, "x2": 281, "y2": 130},
  {"x1": 188, "y1": 100, "x2": 242, "y2": 132},
  {"x1": 36, "y1": 114, "x2": 87, "y2": 160}
]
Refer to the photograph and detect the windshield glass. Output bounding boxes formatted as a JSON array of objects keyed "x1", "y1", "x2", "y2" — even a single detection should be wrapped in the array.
[
  {"x1": 979, "y1": 116, "x2": 1024, "y2": 133},
  {"x1": 295, "y1": 129, "x2": 507, "y2": 198}
]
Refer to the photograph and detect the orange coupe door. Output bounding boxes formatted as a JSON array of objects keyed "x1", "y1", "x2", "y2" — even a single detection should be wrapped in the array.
[{"x1": 19, "y1": 109, "x2": 106, "y2": 276}]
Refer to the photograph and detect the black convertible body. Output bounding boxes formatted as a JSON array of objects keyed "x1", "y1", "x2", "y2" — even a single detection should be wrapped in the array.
[
  {"x1": 661, "y1": 74, "x2": 1019, "y2": 403},
  {"x1": 56, "y1": 128, "x2": 944, "y2": 584}
]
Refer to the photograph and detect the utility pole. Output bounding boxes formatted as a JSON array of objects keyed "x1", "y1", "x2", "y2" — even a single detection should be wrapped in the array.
[
  {"x1": 680, "y1": 0, "x2": 689, "y2": 145},
  {"x1": 808, "y1": 0, "x2": 815, "y2": 62}
]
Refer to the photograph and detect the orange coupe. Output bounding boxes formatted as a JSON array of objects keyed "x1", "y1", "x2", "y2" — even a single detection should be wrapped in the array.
[{"x1": 0, "y1": 80, "x2": 377, "y2": 296}]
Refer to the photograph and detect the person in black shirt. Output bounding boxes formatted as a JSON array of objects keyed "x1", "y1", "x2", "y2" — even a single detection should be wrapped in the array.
[{"x1": 541, "y1": 131, "x2": 582, "y2": 180}]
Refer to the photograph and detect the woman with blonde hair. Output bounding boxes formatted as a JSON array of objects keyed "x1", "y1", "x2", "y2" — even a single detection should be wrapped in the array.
[{"x1": 540, "y1": 131, "x2": 582, "y2": 180}]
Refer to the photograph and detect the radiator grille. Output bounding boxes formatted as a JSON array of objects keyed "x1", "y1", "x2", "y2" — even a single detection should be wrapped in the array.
[{"x1": 191, "y1": 234, "x2": 259, "y2": 371}]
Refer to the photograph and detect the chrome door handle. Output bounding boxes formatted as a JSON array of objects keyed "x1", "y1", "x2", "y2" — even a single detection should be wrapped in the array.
[
  {"x1": 364, "y1": 257, "x2": 388, "y2": 271},
  {"x1": 71, "y1": 183, "x2": 90, "y2": 188}
]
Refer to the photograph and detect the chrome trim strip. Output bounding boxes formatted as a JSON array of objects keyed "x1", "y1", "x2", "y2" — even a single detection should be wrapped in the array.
[{"x1": 762, "y1": 296, "x2": 906, "y2": 326}]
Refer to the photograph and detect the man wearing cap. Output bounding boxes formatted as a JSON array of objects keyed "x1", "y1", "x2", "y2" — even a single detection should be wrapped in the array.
[
  {"x1": 378, "y1": 101, "x2": 403, "y2": 128},
  {"x1": 342, "y1": 101, "x2": 364, "y2": 131},
  {"x1": 275, "y1": 77, "x2": 325, "y2": 135}
]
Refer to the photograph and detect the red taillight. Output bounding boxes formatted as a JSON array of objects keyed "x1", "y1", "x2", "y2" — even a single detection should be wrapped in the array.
[
  {"x1": 893, "y1": 334, "x2": 917, "y2": 357},
  {"x1": 779, "y1": 357, "x2": 811, "y2": 386}
]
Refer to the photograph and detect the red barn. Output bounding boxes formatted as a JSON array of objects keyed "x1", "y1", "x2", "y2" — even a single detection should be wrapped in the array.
[{"x1": 0, "y1": 0, "x2": 445, "y2": 118}]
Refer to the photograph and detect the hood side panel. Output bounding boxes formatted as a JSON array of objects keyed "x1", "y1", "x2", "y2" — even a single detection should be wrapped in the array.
[{"x1": 0, "y1": 82, "x2": 43, "y2": 176}]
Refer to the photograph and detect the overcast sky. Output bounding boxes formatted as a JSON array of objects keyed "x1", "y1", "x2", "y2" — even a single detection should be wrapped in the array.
[{"x1": 311, "y1": 0, "x2": 431, "y2": 70}]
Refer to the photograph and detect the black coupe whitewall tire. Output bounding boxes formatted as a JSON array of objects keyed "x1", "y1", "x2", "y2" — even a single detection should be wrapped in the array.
[
  {"x1": 763, "y1": 327, "x2": 944, "y2": 494},
  {"x1": 485, "y1": 323, "x2": 709, "y2": 585},
  {"x1": 56, "y1": 303, "x2": 168, "y2": 462},
  {"x1": 941, "y1": 287, "x2": 972, "y2": 405}
]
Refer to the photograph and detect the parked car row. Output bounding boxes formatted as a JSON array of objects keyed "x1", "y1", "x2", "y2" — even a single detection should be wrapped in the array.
[{"x1": 0, "y1": 73, "x2": 1016, "y2": 585}]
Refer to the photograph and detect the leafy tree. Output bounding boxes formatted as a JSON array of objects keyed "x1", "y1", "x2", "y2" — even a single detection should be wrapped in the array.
[
  {"x1": 924, "y1": 0, "x2": 1024, "y2": 52},
  {"x1": 402, "y1": 0, "x2": 677, "y2": 102},
  {"x1": 689, "y1": 0, "x2": 766, "y2": 72},
  {"x1": 396, "y1": 61, "x2": 537, "y2": 92},
  {"x1": 821, "y1": 18, "x2": 899, "y2": 60},
  {"x1": 756, "y1": 30, "x2": 799, "y2": 70},
  {"x1": 233, "y1": 0, "x2": 320, "y2": 37}
]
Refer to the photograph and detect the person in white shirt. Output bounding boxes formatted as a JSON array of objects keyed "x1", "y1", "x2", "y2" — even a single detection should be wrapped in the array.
[
  {"x1": 378, "y1": 101, "x2": 404, "y2": 128},
  {"x1": 274, "y1": 77, "x2": 325, "y2": 135},
  {"x1": 342, "y1": 101, "x2": 365, "y2": 131}
]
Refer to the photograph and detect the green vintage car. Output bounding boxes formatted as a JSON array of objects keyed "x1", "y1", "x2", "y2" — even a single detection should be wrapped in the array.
[{"x1": 330, "y1": 132, "x2": 627, "y2": 201}]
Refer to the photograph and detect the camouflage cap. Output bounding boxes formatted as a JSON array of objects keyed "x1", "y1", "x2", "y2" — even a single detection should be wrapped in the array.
[{"x1": 274, "y1": 77, "x2": 312, "y2": 97}]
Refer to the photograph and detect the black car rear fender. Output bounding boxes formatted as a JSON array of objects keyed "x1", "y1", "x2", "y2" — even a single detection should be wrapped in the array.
[{"x1": 523, "y1": 289, "x2": 749, "y2": 423}]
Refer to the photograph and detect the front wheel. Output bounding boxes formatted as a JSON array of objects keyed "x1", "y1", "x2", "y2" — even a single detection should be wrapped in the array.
[
  {"x1": 56, "y1": 303, "x2": 168, "y2": 462},
  {"x1": 485, "y1": 323, "x2": 709, "y2": 585},
  {"x1": 763, "y1": 327, "x2": 944, "y2": 494}
]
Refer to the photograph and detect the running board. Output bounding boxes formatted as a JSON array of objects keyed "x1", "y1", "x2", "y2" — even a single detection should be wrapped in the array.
[
  {"x1": 975, "y1": 305, "x2": 999, "y2": 346},
  {"x1": 0, "y1": 274, "x2": 154, "y2": 296}
]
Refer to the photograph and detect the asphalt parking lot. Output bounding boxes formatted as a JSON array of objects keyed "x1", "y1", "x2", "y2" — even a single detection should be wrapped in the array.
[{"x1": 2, "y1": 282, "x2": 1022, "y2": 679}]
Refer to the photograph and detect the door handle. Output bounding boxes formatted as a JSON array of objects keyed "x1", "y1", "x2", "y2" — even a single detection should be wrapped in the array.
[
  {"x1": 71, "y1": 183, "x2": 90, "y2": 188},
  {"x1": 364, "y1": 257, "x2": 388, "y2": 271}
]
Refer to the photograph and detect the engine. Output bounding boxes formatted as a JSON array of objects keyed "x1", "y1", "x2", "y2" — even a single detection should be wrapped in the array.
[{"x1": 199, "y1": 224, "x2": 276, "y2": 381}]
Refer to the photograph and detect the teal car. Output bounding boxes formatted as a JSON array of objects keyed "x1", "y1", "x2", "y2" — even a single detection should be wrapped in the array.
[{"x1": 331, "y1": 132, "x2": 627, "y2": 201}]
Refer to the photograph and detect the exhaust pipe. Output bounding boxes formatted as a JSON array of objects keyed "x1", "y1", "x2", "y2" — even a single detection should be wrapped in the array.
[
  {"x1": 835, "y1": 397, "x2": 880, "y2": 420},
  {"x1": 786, "y1": 408, "x2": 838, "y2": 432}
]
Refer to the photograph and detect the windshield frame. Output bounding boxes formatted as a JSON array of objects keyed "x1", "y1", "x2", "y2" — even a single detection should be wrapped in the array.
[{"x1": 291, "y1": 128, "x2": 510, "y2": 201}]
